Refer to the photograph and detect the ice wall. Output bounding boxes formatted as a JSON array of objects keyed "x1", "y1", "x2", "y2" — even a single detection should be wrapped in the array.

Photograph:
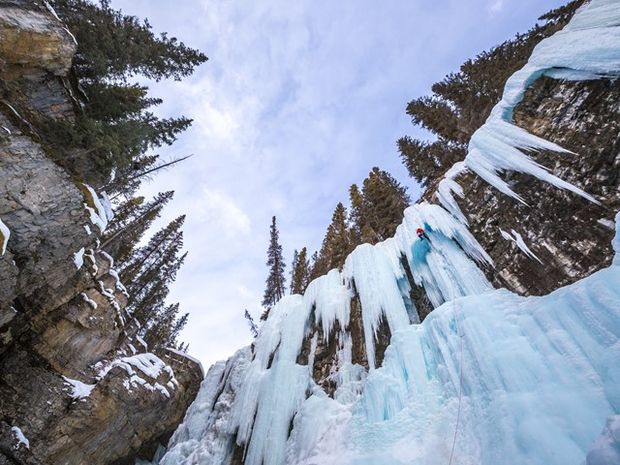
[
  {"x1": 437, "y1": 0, "x2": 620, "y2": 220},
  {"x1": 155, "y1": 214, "x2": 620, "y2": 465}
]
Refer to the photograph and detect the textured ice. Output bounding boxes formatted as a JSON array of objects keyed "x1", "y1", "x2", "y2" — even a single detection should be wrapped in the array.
[
  {"x1": 437, "y1": 0, "x2": 620, "y2": 220},
  {"x1": 152, "y1": 214, "x2": 620, "y2": 465},
  {"x1": 62, "y1": 376, "x2": 95, "y2": 400}
]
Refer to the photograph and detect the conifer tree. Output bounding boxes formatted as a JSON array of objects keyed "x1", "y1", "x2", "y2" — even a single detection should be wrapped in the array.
[
  {"x1": 289, "y1": 249, "x2": 299, "y2": 294},
  {"x1": 261, "y1": 216, "x2": 286, "y2": 317},
  {"x1": 315, "y1": 203, "x2": 354, "y2": 275},
  {"x1": 121, "y1": 215, "x2": 185, "y2": 285},
  {"x1": 244, "y1": 309, "x2": 258, "y2": 338},
  {"x1": 348, "y1": 168, "x2": 410, "y2": 245},
  {"x1": 290, "y1": 247, "x2": 311, "y2": 295},
  {"x1": 42, "y1": 0, "x2": 207, "y2": 185},
  {"x1": 102, "y1": 191, "x2": 174, "y2": 264}
]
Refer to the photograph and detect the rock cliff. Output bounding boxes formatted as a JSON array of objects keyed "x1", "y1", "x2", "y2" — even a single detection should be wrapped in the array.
[{"x1": 0, "y1": 3, "x2": 202, "y2": 464}]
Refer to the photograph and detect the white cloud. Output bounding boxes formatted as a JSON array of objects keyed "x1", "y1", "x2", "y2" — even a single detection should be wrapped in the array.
[
  {"x1": 488, "y1": 0, "x2": 505, "y2": 14},
  {"x1": 196, "y1": 188, "x2": 251, "y2": 236}
]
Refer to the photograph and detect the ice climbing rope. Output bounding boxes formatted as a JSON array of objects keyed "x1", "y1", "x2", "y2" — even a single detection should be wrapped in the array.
[{"x1": 448, "y1": 302, "x2": 464, "y2": 465}]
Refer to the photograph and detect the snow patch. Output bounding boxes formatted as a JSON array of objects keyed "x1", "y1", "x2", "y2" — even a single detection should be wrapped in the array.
[
  {"x1": 63, "y1": 376, "x2": 95, "y2": 400},
  {"x1": 80, "y1": 292, "x2": 97, "y2": 309},
  {"x1": 73, "y1": 247, "x2": 85, "y2": 269},
  {"x1": 0, "y1": 217, "x2": 10, "y2": 255},
  {"x1": 11, "y1": 426, "x2": 29, "y2": 449},
  {"x1": 98, "y1": 353, "x2": 178, "y2": 398},
  {"x1": 82, "y1": 183, "x2": 109, "y2": 233}
]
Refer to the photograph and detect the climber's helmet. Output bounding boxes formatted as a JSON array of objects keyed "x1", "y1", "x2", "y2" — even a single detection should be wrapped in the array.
[{"x1": 416, "y1": 228, "x2": 425, "y2": 238}]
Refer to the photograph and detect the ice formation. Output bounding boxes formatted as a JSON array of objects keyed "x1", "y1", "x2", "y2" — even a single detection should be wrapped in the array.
[
  {"x1": 82, "y1": 183, "x2": 110, "y2": 233},
  {"x1": 150, "y1": 3, "x2": 620, "y2": 465},
  {"x1": 436, "y1": 0, "x2": 620, "y2": 221},
  {"x1": 499, "y1": 229, "x2": 543, "y2": 264},
  {"x1": 152, "y1": 206, "x2": 620, "y2": 465}
]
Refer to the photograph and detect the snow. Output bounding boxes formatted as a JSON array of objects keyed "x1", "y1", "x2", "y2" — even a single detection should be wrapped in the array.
[
  {"x1": 63, "y1": 376, "x2": 95, "y2": 400},
  {"x1": 80, "y1": 292, "x2": 97, "y2": 309},
  {"x1": 73, "y1": 247, "x2": 85, "y2": 269},
  {"x1": 83, "y1": 224, "x2": 92, "y2": 235},
  {"x1": 43, "y1": 0, "x2": 61, "y2": 21},
  {"x1": 82, "y1": 183, "x2": 109, "y2": 233},
  {"x1": 108, "y1": 268, "x2": 129, "y2": 295},
  {"x1": 0, "y1": 217, "x2": 10, "y2": 255},
  {"x1": 598, "y1": 218, "x2": 616, "y2": 230},
  {"x1": 499, "y1": 228, "x2": 543, "y2": 264},
  {"x1": 136, "y1": 335, "x2": 148, "y2": 350},
  {"x1": 10, "y1": 426, "x2": 29, "y2": 449},
  {"x1": 436, "y1": 0, "x2": 620, "y2": 219},
  {"x1": 97, "y1": 353, "x2": 178, "y2": 398},
  {"x1": 99, "y1": 250, "x2": 114, "y2": 267}
]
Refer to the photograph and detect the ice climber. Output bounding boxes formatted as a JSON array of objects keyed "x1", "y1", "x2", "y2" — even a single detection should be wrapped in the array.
[{"x1": 416, "y1": 227, "x2": 429, "y2": 241}]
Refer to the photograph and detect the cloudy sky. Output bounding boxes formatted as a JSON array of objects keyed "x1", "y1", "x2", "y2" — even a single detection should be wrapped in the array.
[{"x1": 112, "y1": 0, "x2": 566, "y2": 369}]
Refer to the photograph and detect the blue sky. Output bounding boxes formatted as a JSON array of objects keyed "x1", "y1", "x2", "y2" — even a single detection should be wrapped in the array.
[{"x1": 112, "y1": 0, "x2": 566, "y2": 368}]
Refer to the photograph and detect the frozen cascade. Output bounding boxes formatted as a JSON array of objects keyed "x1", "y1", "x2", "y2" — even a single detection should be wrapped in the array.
[
  {"x1": 150, "y1": 210, "x2": 620, "y2": 465},
  {"x1": 437, "y1": 0, "x2": 620, "y2": 221},
  {"x1": 148, "y1": 3, "x2": 620, "y2": 464}
]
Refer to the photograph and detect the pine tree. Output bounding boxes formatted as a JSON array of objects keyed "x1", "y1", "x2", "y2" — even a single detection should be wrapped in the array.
[
  {"x1": 358, "y1": 167, "x2": 410, "y2": 243},
  {"x1": 309, "y1": 251, "x2": 320, "y2": 281},
  {"x1": 261, "y1": 216, "x2": 286, "y2": 318},
  {"x1": 314, "y1": 203, "x2": 354, "y2": 275},
  {"x1": 397, "y1": 137, "x2": 465, "y2": 187},
  {"x1": 121, "y1": 215, "x2": 185, "y2": 285},
  {"x1": 101, "y1": 191, "x2": 174, "y2": 264},
  {"x1": 346, "y1": 168, "x2": 412, "y2": 246},
  {"x1": 244, "y1": 309, "x2": 258, "y2": 338},
  {"x1": 290, "y1": 247, "x2": 310, "y2": 295},
  {"x1": 40, "y1": 0, "x2": 206, "y2": 186},
  {"x1": 289, "y1": 249, "x2": 299, "y2": 294},
  {"x1": 52, "y1": 0, "x2": 208, "y2": 83}
]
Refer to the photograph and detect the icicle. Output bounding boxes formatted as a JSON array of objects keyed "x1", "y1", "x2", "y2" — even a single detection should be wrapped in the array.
[{"x1": 437, "y1": 0, "x2": 620, "y2": 219}]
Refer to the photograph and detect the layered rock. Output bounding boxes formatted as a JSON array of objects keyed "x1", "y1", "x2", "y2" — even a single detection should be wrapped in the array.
[{"x1": 0, "y1": 4, "x2": 202, "y2": 464}]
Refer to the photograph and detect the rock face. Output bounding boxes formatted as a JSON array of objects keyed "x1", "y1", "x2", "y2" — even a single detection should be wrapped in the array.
[{"x1": 0, "y1": 4, "x2": 202, "y2": 465}]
